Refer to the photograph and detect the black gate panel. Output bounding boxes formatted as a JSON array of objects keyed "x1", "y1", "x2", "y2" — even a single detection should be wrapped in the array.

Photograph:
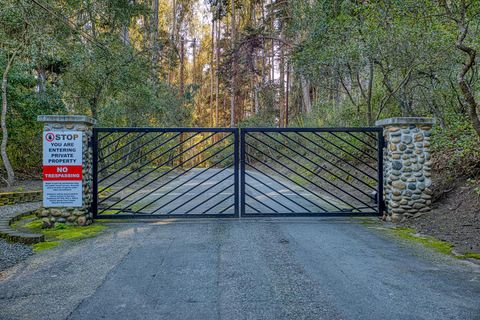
[
  {"x1": 93, "y1": 128, "x2": 239, "y2": 218},
  {"x1": 240, "y1": 128, "x2": 384, "y2": 217},
  {"x1": 92, "y1": 126, "x2": 384, "y2": 218}
]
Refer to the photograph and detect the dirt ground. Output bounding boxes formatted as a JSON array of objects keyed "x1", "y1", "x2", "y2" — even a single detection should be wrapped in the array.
[{"x1": 400, "y1": 176, "x2": 480, "y2": 254}]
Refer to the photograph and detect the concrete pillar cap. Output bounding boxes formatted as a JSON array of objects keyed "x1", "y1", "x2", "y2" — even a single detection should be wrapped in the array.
[
  {"x1": 37, "y1": 115, "x2": 96, "y2": 126},
  {"x1": 375, "y1": 117, "x2": 435, "y2": 127}
]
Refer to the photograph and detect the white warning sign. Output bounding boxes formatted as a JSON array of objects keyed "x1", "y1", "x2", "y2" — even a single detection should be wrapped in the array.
[{"x1": 42, "y1": 130, "x2": 83, "y2": 207}]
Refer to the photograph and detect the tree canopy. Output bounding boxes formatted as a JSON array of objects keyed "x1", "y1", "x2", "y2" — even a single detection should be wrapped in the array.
[{"x1": 0, "y1": 0, "x2": 479, "y2": 183}]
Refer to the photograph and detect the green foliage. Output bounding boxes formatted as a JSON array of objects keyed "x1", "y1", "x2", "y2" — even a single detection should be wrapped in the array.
[
  {"x1": 392, "y1": 227, "x2": 454, "y2": 255},
  {"x1": 430, "y1": 114, "x2": 480, "y2": 177},
  {"x1": 466, "y1": 178, "x2": 480, "y2": 196},
  {"x1": 463, "y1": 253, "x2": 480, "y2": 260},
  {"x1": 431, "y1": 115, "x2": 480, "y2": 160},
  {"x1": 14, "y1": 214, "x2": 106, "y2": 252},
  {"x1": 284, "y1": 0, "x2": 480, "y2": 178},
  {"x1": 1, "y1": 0, "x2": 479, "y2": 183},
  {"x1": 3, "y1": 59, "x2": 65, "y2": 174},
  {"x1": 33, "y1": 241, "x2": 60, "y2": 252},
  {"x1": 0, "y1": 0, "x2": 190, "y2": 180},
  {"x1": 43, "y1": 223, "x2": 106, "y2": 240},
  {"x1": 392, "y1": 227, "x2": 480, "y2": 260},
  {"x1": 21, "y1": 217, "x2": 106, "y2": 241}
]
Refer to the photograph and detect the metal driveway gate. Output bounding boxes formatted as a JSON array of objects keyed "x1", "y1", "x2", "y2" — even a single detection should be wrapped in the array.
[
  {"x1": 92, "y1": 127, "x2": 383, "y2": 218},
  {"x1": 93, "y1": 128, "x2": 239, "y2": 218},
  {"x1": 240, "y1": 128, "x2": 384, "y2": 217}
]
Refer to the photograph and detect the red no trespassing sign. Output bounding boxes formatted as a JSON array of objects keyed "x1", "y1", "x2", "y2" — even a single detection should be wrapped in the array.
[{"x1": 43, "y1": 165, "x2": 82, "y2": 181}]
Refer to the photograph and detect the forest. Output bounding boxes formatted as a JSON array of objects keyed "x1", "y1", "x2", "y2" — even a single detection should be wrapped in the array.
[{"x1": 0, "y1": 0, "x2": 479, "y2": 185}]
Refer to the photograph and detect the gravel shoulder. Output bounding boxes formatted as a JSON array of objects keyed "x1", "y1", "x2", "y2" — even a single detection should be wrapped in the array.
[
  {"x1": 0, "y1": 202, "x2": 41, "y2": 273},
  {"x1": 0, "y1": 180, "x2": 42, "y2": 193}
]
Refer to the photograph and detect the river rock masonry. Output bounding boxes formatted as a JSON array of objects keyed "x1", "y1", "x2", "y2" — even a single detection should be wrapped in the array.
[{"x1": 376, "y1": 117, "x2": 435, "y2": 222}]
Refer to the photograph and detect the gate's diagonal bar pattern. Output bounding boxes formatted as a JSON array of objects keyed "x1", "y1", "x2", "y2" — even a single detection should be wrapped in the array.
[
  {"x1": 261, "y1": 132, "x2": 376, "y2": 196},
  {"x1": 311, "y1": 132, "x2": 378, "y2": 171},
  {"x1": 99, "y1": 134, "x2": 230, "y2": 214},
  {"x1": 98, "y1": 131, "x2": 185, "y2": 182},
  {"x1": 200, "y1": 192, "x2": 235, "y2": 214},
  {"x1": 246, "y1": 203, "x2": 261, "y2": 214},
  {"x1": 244, "y1": 181, "x2": 296, "y2": 213},
  {"x1": 245, "y1": 172, "x2": 314, "y2": 213},
  {"x1": 99, "y1": 132, "x2": 149, "y2": 162},
  {"x1": 312, "y1": 132, "x2": 378, "y2": 172},
  {"x1": 93, "y1": 126, "x2": 383, "y2": 218},
  {"x1": 133, "y1": 150, "x2": 234, "y2": 214},
  {"x1": 99, "y1": 134, "x2": 232, "y2": 213},
  {"x1": 241, "y1": 128, "x2": 382, "y2": 216},
  {"x1": 346, "y1": 132, "x2": 378, "y2": 150},
  {"x1": 98, "y1": 132, "x2": 166, "y2": 172},
  {"x1": 97, "y1": 131, "x2": 114, "y2": 143},
  {"x1": 244, "y1": 152, "x2": 345, "y2": 211},
  {"x1": 165, "y1": 172, "x2": 234, "y2": 214},
  {"x1": 296, "y1": 132, "x2": 377, "y2": 182},
  {"x1": 275, "y1": 133, "x2": 378, "y2": 193},
  {"x1": 99, "y1": 131, "x2": 214, "y2": 203},
  {"x1": 245, "y1": 141, "x2": 353, "y2": 211},
  {"x1": 94, "y1": 128, "x2": 238, "y2": 217},
  {"x1": 98, "y1": 132, "x2": 130, "y2": 153},
  {"x1": 245, "y1": 163, "x2": 329, "y2": 212},
  {"x1": 245, "y1": 193, "x2": 280, "y2": 213},
  {"x1": 329, "y1": 132, "x2": 377, "y2": 161},
  {"x1": 191, "y1": 184, "x2": 234, "y2": 214}
]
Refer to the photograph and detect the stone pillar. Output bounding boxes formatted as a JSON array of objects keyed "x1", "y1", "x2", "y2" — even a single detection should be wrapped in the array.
[
  {"x1": 37, "y1": 115, "x2": 96, "y2": 226},
  {"x1": 375, "y1": 117, "x2": 435, "y2": 222}
]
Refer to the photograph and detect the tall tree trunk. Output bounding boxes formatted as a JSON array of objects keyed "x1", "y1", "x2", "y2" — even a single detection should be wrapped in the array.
[
  {"x1": 300, "y1": 75, "x2": 312, "y2": 113},
  {"x1": 261, "y1": 1, "x2": 266, "y2": 87},
  {"x1": 456, "y1": 26, "x2": 480, "y2": 137},
  {"x1": 192, "y1": 38, "x2": 196, "y2": 83},
  {"x1": 366, "y1": 59, "x2": 374, "y2": 126},
  {"x1": 254, "y1": 82, "x2": 259, "y2": 114},
  {"x1": 179, "y1": 36, "x2": 185, "y2": 96},
  {"x1": 215, "y1": 19, "x2": 221, "y2": 128},
  {"x1": 150, "y1": 0, "x2": 159, "y2": 87},
  {"x1": 279, "y1": 40, "x2": 285, "y2": 127},
  {"x1": 270, "y1": 0, "x2": 274, "y2": 84},
  {"x1": 285, "y1": 60, "x2": 290, "y2": 127},
  {"x1": 230, "y1": 0, "x2": 236, "y2": 127},
  {"x1": 438, "y1": 0, "x2": 480, "y2": 137},
  {"x1": 142, "y1": 9, "x2": 149, "y2": 51},
  {"x1": 121, "y1": 24, "x2": 130, "y2": 46},
  {"x1": 210, "y1": 20, "x2": 215, "y2": 126},
  {"x1": 171, "y1": 0, "x2": 177, "y2": 39},
  {"x1": 36, "y1": 65, "x2": 46, "y2": 93},
  {"x1": 1, "y1": 52, "x2": 17, "y2": 186},
  {"x1": 192, "y1": 38, "x2": 198, "y2": 116}
]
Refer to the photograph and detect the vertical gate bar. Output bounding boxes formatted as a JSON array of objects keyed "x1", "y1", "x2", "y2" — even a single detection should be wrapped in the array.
[
  {"x1": 92, "y1": 129, "x2": 98, "y2": 219},
  {"x1": 377, "y1": 130, "x2": 385, "y2": 215},
  {"x1": 239, "y1": 129, "x2": 245, "y2": 218},
  {"x1": 234, "y1": 128, "x2": 240, "y2": 218}
]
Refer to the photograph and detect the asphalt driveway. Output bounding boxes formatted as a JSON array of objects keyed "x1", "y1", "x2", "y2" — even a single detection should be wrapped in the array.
[{"x1": 0, "y1": 218, "x2": 479, "y2": 320}]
